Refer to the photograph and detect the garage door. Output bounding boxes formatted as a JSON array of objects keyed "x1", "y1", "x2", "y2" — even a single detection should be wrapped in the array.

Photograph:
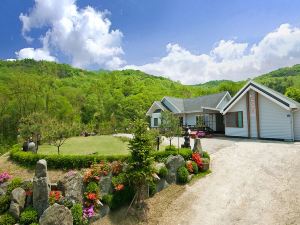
[{"x1": 295, "y1": 111, "x2": 300, "y2": 141}]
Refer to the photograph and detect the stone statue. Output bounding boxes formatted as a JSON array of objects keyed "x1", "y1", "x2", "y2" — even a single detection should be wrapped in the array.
[{"x1": 181, "y1": 127, "x2": 191, "y2": 149}]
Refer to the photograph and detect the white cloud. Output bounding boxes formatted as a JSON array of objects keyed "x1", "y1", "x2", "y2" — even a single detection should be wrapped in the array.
[
  {"x1": 18, "y1": 0, "x2": 124, "y2": 69},
  {"x1": 16, "y1": 48, "x2": 56, "y2": 62},
  {"x1": 124, "y1": 24, "x2": 300, "y2": 84}
]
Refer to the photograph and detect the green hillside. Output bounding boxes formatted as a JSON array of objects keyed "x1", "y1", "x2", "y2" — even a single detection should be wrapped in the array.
[{"x1": 0, "y1": 59, "x2": 299, "y2": 147}]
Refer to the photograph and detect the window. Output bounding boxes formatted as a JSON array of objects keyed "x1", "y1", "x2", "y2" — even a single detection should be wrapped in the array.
[
  {"x1": 153, "y1": 118, "x2": 159, "y2": 126},
  {"x1": 153, "y1": 109, "x2": 162, "y2": 113},
  {"x1": 225, "y1": 111, "x2": 243, "y2": 128}
]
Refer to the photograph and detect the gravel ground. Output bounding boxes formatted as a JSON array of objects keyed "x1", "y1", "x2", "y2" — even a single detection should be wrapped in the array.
[{"x1": 155, "y1": 139, "x2": 300, "y2": 225}]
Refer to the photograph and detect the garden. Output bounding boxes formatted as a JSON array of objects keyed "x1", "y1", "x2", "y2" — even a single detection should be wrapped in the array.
[{"x1": 0, "y1": 120, "x2": 211, "y2": 225}]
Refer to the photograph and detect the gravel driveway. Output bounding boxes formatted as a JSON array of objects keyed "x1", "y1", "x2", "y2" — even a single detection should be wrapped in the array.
[{"x1": 156, "y1": 139, "x2": 300, "y2": 225}]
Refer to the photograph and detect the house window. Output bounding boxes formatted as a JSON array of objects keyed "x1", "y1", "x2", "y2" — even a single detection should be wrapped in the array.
[
  {"x1": 153, "y1": 118, "x2": 159, "y2": 126},
  {"x1": 225, "y1": 111, "x2": 243, "y2": 128}
]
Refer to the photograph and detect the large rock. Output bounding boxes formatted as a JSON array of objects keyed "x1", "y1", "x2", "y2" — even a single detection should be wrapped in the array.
[
  {"x1": 193, "y1": 138, "x2": 203, "y2": 154},
  {"x1": 165, "y1": 155, "x2": 185, "y2": 184},
  {"x1": 9, "y1": 187, "x2": 26, "y2": 219},
  {"x1": 0, "y1": 187, "x2": 5, "y2": 196},
  {"x1": 33, "y1": 159, "x2": 49, "y2": 217},
  {"x1": 156, "y1": 178, "x2": 169, "y2": 192},
  {"x1": 39, "y1": 203, "x2": 73, "y2": 225},
  {"x1": 57, "y1": 172, "x2": 83, "y2": 203},
  {"x1": 99, "y1": 174, "x2": 112, "y2": 196},
  {"x1": 154, "y1": 162, "x2": 166, "y2": 172}
]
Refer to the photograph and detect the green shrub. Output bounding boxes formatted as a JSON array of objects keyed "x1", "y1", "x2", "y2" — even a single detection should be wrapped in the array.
[
  {"x1": 6, "y1": 178, "x2": 22, "y2": 195},
  {"x1": 110, "y1": 186, "x2": 134, "y2": 210},
  {"x1": 158, "y1": 166, "x2": 168, "y2": 178},
  {"x1": 111, "y1": 173, "x2": 127, "y2": 186},
  {"x1": 202, "y1": 151, "x2": 210, "y2": 159},
  {"x1": 63, "y1": 199, "x2": 73, "y2": 209},
  {"x1": 86, "y1": 182, "x2": 98, "y2": 193},
  {"x1": 19, "y1": 207, "x2": 38, "y2": 225},
  {"x1": 29, "y1": 223, "x2": 39, "y2": 225},
  {"x1": 165, "y1": 145, "x2": 176, "y2": 151},
  {"x1": 148, "y1": 181, "x2": 156, "y2": 197},
  {"x1": 191, "y1": 161, "x2": 198, "y2": 174},
  {"x1": 71, "y1": 203, "x2": 84, "y2": 225},
  {"x1": 177, "y1": 166, "x2": 189, "y2": 184},
  {"x1": 0, "y1": 213, "x2": 17, "y2": 225},
  {"x1": 102, "y1": 194, "x2": 113, "y2": 208},
  {"x1": 0, "y1": 195, "x2": 10, "y2": 214}
]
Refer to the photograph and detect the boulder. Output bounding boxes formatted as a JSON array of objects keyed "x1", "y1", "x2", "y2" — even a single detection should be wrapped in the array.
[
  {"x1": 154, "y1": 162, "x2": 166, "y2": 172},
  {"x1": 193, "y1": 138, "x2": 203, "y2": 154},
  {"x1": 35, "y1": 159, "x2": 47, "y2": 178},
  {"x1": 165, "y1": 155, "x2": 185, "y2": 184},
  {"x1": 99, "y1": 205, "x2": 110, "y2": 218},
  {"x1": 156, "y1": 178, "x2": 169, "y2": 192},
  {"x1": 99, "y1": 174, "x2": 112, "y2": 196},
  {"x1": 0, "y1": 182, "x2": 8, "y2": 194},
  {"x1": 0, "y1": 187, "x2": 5, "y2": 196},
  {"x1": 57, "y1": 172, "x2": 83, "y2": 203},
  {"x1": 39, "y1": 203, "x2": 73, "y2": 225},
  {"x1": 9, "y1": 187, "x2": 26, "y2": 219}
]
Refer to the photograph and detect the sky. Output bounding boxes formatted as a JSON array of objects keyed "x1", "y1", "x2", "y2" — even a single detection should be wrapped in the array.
[{"x1": 2, "y1": 0, "x2": 300, "y2": 84}]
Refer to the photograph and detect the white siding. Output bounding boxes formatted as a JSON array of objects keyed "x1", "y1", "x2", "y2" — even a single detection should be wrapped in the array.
[
  {"x1": 225, "y1": 95, "x2": 248, "y2": 137},
  {"x1": 294, "y1": 110, "x2": 300, "y2": 141},
  {"x1": 258, "y1": 94, "x2": 293, "y2": 140},
  {"x1": 249, "y1": 90, "x2": 257, "y2": 138},
  {"x1": 151, "y1": 113, "x2": 161, "y2": 127}
]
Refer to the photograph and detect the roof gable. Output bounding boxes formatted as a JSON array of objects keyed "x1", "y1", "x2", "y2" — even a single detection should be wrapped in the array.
[{"x1": 222, "y1": 80, "x2": 299, "y2": 114}]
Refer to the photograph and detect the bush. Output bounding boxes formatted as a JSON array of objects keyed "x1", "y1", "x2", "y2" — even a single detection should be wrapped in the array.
[
  {"x1": 102, "y1": 194, "x2": 113, "y2": 208},
  {"x1": 148, "y1": 181, "x2": 156, "y2": 197},
  {"x1": 202, "y1": 151, "x2": 210, "y2": 159},
  {"x1": 71, "y1": 203, "x2": 84, "y2": 225},
  {"x1": 0, "y1": 195, "x2": 10, "y2": 214},
  {"x1": 6, "y1": 178, "x2": 22, "y2": 195},
  {"x1": 110, "y1": 186, "x2": 134, "y2": 210},
  {"x1": 191, "y1": 161, "x2": 198, "y2": 174},
  {"x1": 19, "y1": 207, "x2": 38, "y2": 225},
  {"x1": 86, "y1": 182, "x2": 98, "y2": 193},
  {"x1": 177, "y1": 166, "x2": 189, "y2": 184},
  {"x1": 165, "y1": 145, "x2": 176, "y2": 151},
  {"x1": 0, "y1": 213, "x2": 17, "y2": 225},
  {"x1": 158, "y1": 166, "x2": 168, "y2": 178}
]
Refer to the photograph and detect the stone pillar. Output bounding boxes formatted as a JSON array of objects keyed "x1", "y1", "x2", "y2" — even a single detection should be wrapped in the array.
[
  {"x1": 193, "y1": 138, "x2": 203, "y2": 155},
  {"x1": 33, "y1": 159, "x2": 50, "y2": 217}
]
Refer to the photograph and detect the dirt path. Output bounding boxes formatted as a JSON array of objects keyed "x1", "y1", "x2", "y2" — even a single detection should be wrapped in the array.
[{"x1": 152, "y1": 140, "x2": 300, "y2": 225}]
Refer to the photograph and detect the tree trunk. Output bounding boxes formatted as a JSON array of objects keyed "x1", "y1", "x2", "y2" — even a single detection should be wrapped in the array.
[
  {"x1": 169, "y1": 139, "x2": 172, "y2": 147},
  {"x1": 57, "y1": 146, "x2": 60, "y2": 155}
]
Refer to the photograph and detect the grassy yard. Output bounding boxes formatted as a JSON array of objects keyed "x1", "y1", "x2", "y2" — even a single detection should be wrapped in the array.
[{"x1": 38, "y1": 135, "x2": 129, "y2": 155}]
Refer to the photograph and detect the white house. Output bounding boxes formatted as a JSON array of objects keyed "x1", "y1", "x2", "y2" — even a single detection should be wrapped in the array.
[
  {"x1": 221, "y1": 80, "x2": 300, "y2": 141},
  {"x1": 146, "y1": 92, "x2": 232, "y2": 132}
]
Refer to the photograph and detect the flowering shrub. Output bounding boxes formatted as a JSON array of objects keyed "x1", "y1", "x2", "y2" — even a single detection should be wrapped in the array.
[
  {"x1": 111, "y1": 161, "x2": 123, "y2": 175},
  {"x1": 0, "y1": 172, "x2": 11, "y2": 184},
  {"x1": 192, "y1": 152, "x2": 203, "y2": 169},
  {"x1": 49, "y1": 191, "x2": 62, "y2": 205},
  {"x1": 186, "y1": 161, "x2": 193, "y2": 173},
  {"x1": 83, "y1": 205, "x2": 94, "y2": 218},
  {"x1": 83, "y1": 161, "x2": 111, "y2": 183},
  {"x1": 115, "y1": 184, "x2": 125, "y2": 191},
  {"x1": 112, "y1": 173, "x2": 127, "y2": 192}
]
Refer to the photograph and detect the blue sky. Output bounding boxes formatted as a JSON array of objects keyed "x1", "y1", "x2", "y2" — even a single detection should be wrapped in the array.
[{"x1": 2, "y1": 0, "x2": 300, "y2": 83}]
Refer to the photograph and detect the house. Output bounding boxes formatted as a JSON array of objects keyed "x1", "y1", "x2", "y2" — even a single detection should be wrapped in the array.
[
  {"x1": 221, "y1": 80, "x2": 300, "y2": 141},
  {"x1": 146, "y1": 91, "x2": 232, "y2": 132}
]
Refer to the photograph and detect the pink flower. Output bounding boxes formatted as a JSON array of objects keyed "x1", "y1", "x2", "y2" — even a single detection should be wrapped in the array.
[
  {"x1": 0, "y1": 172, "x2": 11, "y2": 184},
  {"x1": 83, "y1": 205, "x2": 94, "y2": 218}
]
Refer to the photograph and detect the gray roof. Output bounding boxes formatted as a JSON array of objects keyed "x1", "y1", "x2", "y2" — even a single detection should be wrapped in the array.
[
  {"x1": 164, "y1": 91, "x2": 228, "y2": 113},
  {"x1": 154, "y1": 101, "x2": 168, "y2": 111}
]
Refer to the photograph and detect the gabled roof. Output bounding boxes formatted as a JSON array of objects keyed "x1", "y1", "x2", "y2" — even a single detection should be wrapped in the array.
[
  {"x1": 222, "y1": 80, "x2": 300, "y2": 114},
  {"x1": 162, "y1": 91, "x2": 230, "y2": 113},
  {"x1": 146, "y1": 101, "x2": 168, "y2": 116}
]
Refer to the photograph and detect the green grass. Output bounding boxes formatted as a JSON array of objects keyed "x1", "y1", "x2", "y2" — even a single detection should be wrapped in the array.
[{"x1": 38, "y1": 135, "x2": 129, "y2": 155}]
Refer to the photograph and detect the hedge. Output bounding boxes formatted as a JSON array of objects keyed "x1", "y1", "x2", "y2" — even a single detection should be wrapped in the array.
[{"x1": 9, "y1": 146, "x2": 199, "y2": 170}]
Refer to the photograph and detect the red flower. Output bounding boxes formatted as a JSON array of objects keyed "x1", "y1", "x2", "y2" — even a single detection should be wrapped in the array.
[
  {"x1": 192, "y1": 152, "x2": 203, "y2": 169},
  {"x1": 87, "y1": 193, "x2": 97, "y2": 200},
  {"x1": 186, "y1": 162, "x2": 193, "y2": 173},
  {"x1": 115, "y1": 184, "x2": 124, "y2": 191}
]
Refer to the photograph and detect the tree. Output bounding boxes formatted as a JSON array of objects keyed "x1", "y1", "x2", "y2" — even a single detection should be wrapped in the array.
[
  {"x1": 127, "y1": 119, "x2": 155, "y2": 211},
  {"x1": 160, "y1": 111, "x2": 181, "y2": 147},
  {"x1": 43, "y1": 119, "x2": 79, "y2": 154},
  {"x1": 285, "y1": 87, "x2": 300, "y2": 102}
]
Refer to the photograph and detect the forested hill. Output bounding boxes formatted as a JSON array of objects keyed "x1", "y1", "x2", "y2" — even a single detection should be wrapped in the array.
[{"x1": 0, "y1": 59, "x2": 300, "y2": 145}]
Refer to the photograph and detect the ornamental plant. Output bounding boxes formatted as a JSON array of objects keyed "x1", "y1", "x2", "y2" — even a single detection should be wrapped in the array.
[
  {"x1": 49, "y1": 191, "x2": 62, "y2": 205},
  {"x1": 83, "y1": 205, "x2": 94, "y2": 219},
  {"x1": 192, "y1": 152, "x2": 203, "y2": 169},
  {"x1": 177, "y1": 166, "x2": 189, "y2": 184},
  {"x1": 0, "y1": 172, "x2": 11, "y2": 184},
  {"x1": 186, "y1": 161, "x2": 193, "y2": 173},
  {"x1": 111, "y1": 161, "x2": 123, "y2": 175},
  {"x1": 191, "y1": 161, "x2": 198, "y2": 174}
]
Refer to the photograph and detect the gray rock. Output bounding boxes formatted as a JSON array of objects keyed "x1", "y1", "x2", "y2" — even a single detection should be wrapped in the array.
[
  {"x1": 35, "y1": 159, "x2": 47, "y2": 178},
  {"x1": 9, "y1": 187, "x2": 26, "y2": 219},
  {"x1": 0, "y1": 188, "x2": 5, "y2": 196},
  {"x1": 99, "y1": 174, "x2": 112, "y2": 196},
  {"x1": 57, "y1": 172, "x2": 83, "y2": 203},
  {"x1": 99, "y1": 205, "x2": 110, "y2": 218},
  {"x1": 156, "y1": 178, "x2": 169, "y2": 192},
  {"x1": 39, "y1": 203, "x2": 73, "y2": 225},
  {"x1": 33, "y1": 177, "x2": 50, "y2": 217},
  {"x1": 165, "y1": 155, "x2": 185, "y2": 184},
  {"x1": 193, "y1": 138, "x2": 203, "y2": 154},
  {"x1": 154, "y1": 162, "x2": 166, "y2": 172},
  {"x1": 0, "y1": 182, "x2": 8, "y2": 194}
]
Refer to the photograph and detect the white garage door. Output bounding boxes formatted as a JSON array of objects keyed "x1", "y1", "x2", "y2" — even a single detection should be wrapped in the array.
[{"x1": 294, "y1": 111, "x2": 300, "y2": 141}]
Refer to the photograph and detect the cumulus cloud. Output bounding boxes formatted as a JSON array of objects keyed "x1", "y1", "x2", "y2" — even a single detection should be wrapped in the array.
[
  {"x1": 124, "y1": 24, "x2": 300, "y2": 84},
  {"x1": 16, "y1": 48, "x2": 56, "y2": 62},
  {"x1": 17, "y1": 0, "x2": 124, "y2": 69}
]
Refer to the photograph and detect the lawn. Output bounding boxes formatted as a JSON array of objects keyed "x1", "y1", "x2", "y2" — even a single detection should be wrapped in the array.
[{"x1": 38, "y1": 135, "x2": 129, "y2": 155}]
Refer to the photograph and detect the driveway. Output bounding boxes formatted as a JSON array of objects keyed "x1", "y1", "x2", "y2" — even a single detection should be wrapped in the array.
[{"x1": 155, "y1": 139, "x2": 300, "y2": 225}]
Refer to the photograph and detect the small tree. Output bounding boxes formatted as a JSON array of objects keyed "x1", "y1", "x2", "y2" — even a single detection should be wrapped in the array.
[
  {"x1": 160, "y1": 111, "x2": 180, "y2": 147},
  {"x1": 43, "y1": 119, "x2": 78, "y2": 154},
  {"x1": 127, "y1": 119, "x2": 155, "y2": 211}
]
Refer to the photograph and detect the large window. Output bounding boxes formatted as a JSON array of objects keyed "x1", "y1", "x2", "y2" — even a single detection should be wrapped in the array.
[
  {"x1": 153, "y1": 118, "x2": 159, "y2": 126},
  {"x1": 226, "y1": 111, "x2": 243, "y2": 128}
]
